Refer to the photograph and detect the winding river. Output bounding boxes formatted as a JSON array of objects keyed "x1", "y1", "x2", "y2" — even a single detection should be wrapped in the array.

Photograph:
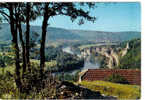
[{"x1": 62, "y1": 46, "x2": 100, "y2": 72}]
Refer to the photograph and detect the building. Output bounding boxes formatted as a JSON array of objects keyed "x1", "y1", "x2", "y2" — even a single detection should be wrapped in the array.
[{"x1": 79, "y1": 69, "x2": 141, "y2": 85}]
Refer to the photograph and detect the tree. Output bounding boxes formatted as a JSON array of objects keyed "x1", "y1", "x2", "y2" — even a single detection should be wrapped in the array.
[
  {"x1": 0, "y1": 4, "x2": 27, "y2": 82},
  {"x1": 25, "y1": 3, "x2": 31, "y2": 72},
  {"x1": 0, "y1": 3, "x2": 41, "y2": 91},
  {"x1": 40, "y1": 3, "x2": 49, "y2": 76},
  {"x1": 40, "y1": 3, "x2": 96, "y2": 76},
  {"x1": 8, "y1": 3, "x2": 22, "y2": 90},
  {"x1": 17, "y1": 3, "x2": 41, "y2": 73},
  {"x1": 0, "y1": 2, "x2": 97, "y2": 89},
  {"x1": 14, "y1": 3, "x2": 27, "y2": 75}
]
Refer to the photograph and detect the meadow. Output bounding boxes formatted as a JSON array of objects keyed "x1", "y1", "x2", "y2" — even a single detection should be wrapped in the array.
[{"x1": 77, "y1": 81, "x2": 141, "y2": 99}]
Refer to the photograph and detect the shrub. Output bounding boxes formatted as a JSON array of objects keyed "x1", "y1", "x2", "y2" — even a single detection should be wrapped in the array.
[
  {"x1": 0, "y1": 64, "x2": 59, "y2": 99},
  {"x1": 0, "y1": 71, "x2": 18, "y2": 99},
  {"x1": 57, "y1": 70, "x2": 80, "y2": 82},
  {"x1": 104, "y1": 73, "x2": 129, "y2": 84}
]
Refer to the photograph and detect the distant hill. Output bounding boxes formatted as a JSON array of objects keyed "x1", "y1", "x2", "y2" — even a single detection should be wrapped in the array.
[
  {"x1": 71, "y1": 30, "x2": 141, "y2": 42},
  {"x1": 0, "y1": 23, "x2": 81, "y2": 42},
  {"x1": 0, "y1": 23, "x2": 141, "y2": 42}
]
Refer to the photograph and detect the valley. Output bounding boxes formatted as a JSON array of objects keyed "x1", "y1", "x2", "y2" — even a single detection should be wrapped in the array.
[{"x1": 0, "y1": 2, "x2": 141, "y2": 99}]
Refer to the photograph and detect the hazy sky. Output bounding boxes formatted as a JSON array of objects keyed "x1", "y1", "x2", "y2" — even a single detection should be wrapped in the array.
[{"x1": 30, "y1": 2, "x2": 141, "y2": 32}]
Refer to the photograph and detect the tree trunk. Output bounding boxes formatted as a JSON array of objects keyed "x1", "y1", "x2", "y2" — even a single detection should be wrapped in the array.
[
  {"x1": 9, "y1": 4, "x2": 22, "y2": 90},
  {"x1": 40, "y1": 4, "x2": 49, "y2": 77},
  {"x1": 26, "y1": 3, "x2": 31, "y2": 72},
  {"x1": 17, "y1": 21, "x2": 26, "y2": 74}
]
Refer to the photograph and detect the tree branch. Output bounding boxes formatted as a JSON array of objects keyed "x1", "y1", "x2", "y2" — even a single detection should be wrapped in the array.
[{"x1": 0, "y1": 10, "x2": 10, "y2": 18}]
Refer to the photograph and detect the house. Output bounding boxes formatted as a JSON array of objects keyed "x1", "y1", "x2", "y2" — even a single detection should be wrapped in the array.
[{"x1": 79, "y1": 69, "x2": 141, "y2": 85}]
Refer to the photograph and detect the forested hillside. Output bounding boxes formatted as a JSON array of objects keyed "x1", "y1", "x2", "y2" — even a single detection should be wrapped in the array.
[
  {"x1": 0, "y1": 23, "x2": 141, "y2": 42},
  {"x1": 119, "y1": 38, "x2": 141, "y2": 69}
]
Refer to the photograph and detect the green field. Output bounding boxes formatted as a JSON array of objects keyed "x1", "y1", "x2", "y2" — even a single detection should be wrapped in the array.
[
  {"x1": 77, "y1": 81, "x2": 141, "y2": 99},
  {"x1": 0, "y1": 59, "x2": 57, "y2": 74}
]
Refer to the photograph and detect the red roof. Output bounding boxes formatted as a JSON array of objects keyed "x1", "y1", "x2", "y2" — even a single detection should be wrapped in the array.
[{"x1": 81, "y1": 69, "x2": 141, "y2": 85}]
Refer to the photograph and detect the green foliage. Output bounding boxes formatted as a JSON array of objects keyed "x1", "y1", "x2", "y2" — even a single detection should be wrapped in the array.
[
  {"x1": 57, "y1": 70, "x2": 80, "y2": 82},
  {"x1": 0, "y1": 72, "x2": 19, "y2": 99},
  {"x1": 30, "y1": 46, "x2": 62, "y2": 61},
  {"x1": 45, "y1": 46, "x2": 62, "y2": 61},
  {"x1": 0, "y1": 65, "x2": 58, "y2": 99},
  {"x1": 57, "y1": 73, "x2": 74, "y2": 81},
  {"x1": 119, "y1": 38, "x2": 141, "y2": 69},
  {"x1": 78, "y1": 81, "x2": 141, "y2": 99},
  {"x1": 30, "y1": 31, "x2": 40, "y2": 49},
  {"x1": 21, "y1": 67, "x2": 42, "y2": 93},
  {"x1": 55, "y1": 52, "x2": 84, "y2": 72},
  {"x1": 104, "y1": 73, "x2": 129, "y2": 84},
  {"x1": 98, "y1": 55, "x2": 108, "y2": 69},
  {"x1": 0, "y1": 58, "x2": 5, "y2": 67},
  {"x1": 30, "y1": 46, "x2": 83, "y2": 72},
  {"x1": 0, "y1": 53, "x2": 14, "y2": 67}
]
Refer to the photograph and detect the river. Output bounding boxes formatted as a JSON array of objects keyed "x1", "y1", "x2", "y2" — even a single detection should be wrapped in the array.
[{"x1": 62, "y1": 46, "x2": 100, "y2": 72}]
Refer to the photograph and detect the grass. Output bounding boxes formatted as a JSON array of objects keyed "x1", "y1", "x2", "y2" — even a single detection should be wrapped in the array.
[
  {"x1": 30, "y1": 59, "x2": 57, "y2": 68},
  {"x1": 0, "y1": 59, "x2": 57, "y2": 75},
  {"x1": 0, "y1": 60, "x2": 58, "y2": 99},
  {"x1": 0, "y1": 61, "x2": 141, "y2": 99},
  {"x1": 0, "y1": 66, "x2": 15, "y2": 74},
  {"x1": 77, "y1": 81, "x2": 141, "y2": 99}
]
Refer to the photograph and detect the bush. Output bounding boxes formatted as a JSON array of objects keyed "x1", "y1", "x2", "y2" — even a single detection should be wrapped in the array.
[
  {"x1": 0, "y1": 72, "x2": 18, "y2": 99},
  {"x1": 0, "y1": 54, "x2": 14, "y2": 67},
  {"x1": 0, "y1": 64, "x2": 59, "y2": 99},
  {"x1": 104, "y1": 73, "x2": 129, "y2": 84},
  {"x1": 57, "y1": 70, "x2": 80, "y2": 82}
]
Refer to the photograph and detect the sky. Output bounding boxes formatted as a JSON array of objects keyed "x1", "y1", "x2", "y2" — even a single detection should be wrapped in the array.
[{"x1": 30, "y1": 2, "x2": 141, "y2": 32}]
